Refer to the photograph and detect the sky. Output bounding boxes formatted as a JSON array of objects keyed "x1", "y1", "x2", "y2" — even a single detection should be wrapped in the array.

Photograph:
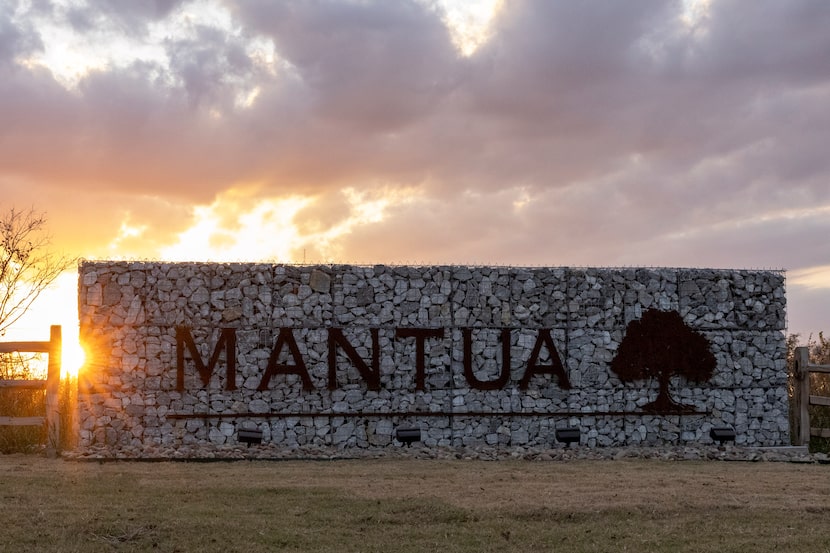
[{"x1": 1, "y1": 0, "x2": 829, "y2": 362}]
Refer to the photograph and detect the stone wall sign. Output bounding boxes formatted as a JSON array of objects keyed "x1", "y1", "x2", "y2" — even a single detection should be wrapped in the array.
[{"x1": 77, "y1": 263, "x2": 789, "y2": 454}]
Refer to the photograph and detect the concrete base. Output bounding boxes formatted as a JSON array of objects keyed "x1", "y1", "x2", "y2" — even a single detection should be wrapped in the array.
[{"x1": 751, "y1": 445, "x2": 809, "y2": 454}]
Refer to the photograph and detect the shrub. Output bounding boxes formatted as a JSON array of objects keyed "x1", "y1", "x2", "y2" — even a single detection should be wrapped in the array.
[
  {"x1": 789, "y1": 332, "x2": 830, "y2": 453},
  {"x1": 0, "y1": 352, "x2": 76, "y2": 454}
]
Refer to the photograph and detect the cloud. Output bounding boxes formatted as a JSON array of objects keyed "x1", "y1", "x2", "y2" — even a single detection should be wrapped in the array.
[
  {"x1": 232, "y1": 0, "x2": 459, "y2": 131},
  {"x1": 1, "y1": 0, "x2": 829, "y2": 335},
  {"x1": 66, "y1": 0, "x2": 187, "y2": 35},
  {"x1": 790, "y1": 265, "x2": 830, "y2": 291},
  {"x1": 0, "y1": 3, "x2": 42, "y2": 65}
]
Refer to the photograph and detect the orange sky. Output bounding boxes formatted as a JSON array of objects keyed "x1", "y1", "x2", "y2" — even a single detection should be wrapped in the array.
[{"x1": 2, "y1": 0, "x2": 830, "y2": 363}]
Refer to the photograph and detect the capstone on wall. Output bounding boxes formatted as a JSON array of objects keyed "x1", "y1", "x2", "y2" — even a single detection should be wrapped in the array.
[{"x1": 76, "y1": 262, "x2": 789, "y2": 455}]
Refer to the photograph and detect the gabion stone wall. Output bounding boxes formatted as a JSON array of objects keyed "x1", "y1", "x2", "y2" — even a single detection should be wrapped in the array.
[{"x1": 76, "y1": 262, "x2": 789, "y2": 455}]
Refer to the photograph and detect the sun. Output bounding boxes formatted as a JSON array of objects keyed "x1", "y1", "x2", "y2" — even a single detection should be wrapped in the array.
[
  {"x1": 62, "y1": 339, "x2": 86, "y2": 379},
  {"x1": 6, "y1": 271, "x2": 86, "y2": 378}
]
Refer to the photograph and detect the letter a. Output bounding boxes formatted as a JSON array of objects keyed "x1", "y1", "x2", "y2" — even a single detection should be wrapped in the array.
[
  {"x1": 257, "y1": 328, "x2": 314, "y2": 391},
  {"x1": 519, "y1": 329, "x2": 571, "y2": 390}
]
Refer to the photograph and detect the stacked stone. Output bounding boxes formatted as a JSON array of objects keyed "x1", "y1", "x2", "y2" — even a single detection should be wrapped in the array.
[{"x1": 76, "y1": 262, "x2": 789, "y2": 457}]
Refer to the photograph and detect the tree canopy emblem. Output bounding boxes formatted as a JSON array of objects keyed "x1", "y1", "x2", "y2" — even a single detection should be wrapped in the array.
[{"x1": 611, "y1": 309, "x2": 716, "y2": 413}]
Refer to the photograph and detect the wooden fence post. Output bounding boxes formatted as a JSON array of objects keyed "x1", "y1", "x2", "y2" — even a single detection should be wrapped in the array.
[
  {"x1": 795, "y1": 346, "x2": 810, "y2": 447},
  {"x1": 45, "y1": 325, "x2": 62, "y2": 458}
]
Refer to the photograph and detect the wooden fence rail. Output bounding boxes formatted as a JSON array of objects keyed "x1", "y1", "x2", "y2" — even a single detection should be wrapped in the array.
[
  {"x1": 0, "y1": 325, "x2": 61, "y2": 456},
  {"x1": 794, "y1": 346, "x2": 830, "y2": 446}
]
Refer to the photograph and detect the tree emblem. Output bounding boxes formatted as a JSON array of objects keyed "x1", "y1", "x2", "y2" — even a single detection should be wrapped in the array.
[{"x1": 611, "y1": 309, "x2": 716, "y2": 413}]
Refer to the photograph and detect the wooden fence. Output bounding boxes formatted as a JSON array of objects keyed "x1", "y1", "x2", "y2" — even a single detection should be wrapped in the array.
[
  {"x1": 794, "y1": 345, "x2": 830, "y2": 446},
  {"x1": 0, "y1": 325, "x2": 62, "y2": 456}
]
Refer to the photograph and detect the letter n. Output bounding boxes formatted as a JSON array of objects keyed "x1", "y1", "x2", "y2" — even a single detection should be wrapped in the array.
[
  {"x1": 176, "y1": 327, "x2": 237, "y2": 391},
  {"x1": 328, "y1": 328, "x2": 380, "y2": 390},
  {"x1": 519, "y1": 329, "x2": 571, "y2": 390}
]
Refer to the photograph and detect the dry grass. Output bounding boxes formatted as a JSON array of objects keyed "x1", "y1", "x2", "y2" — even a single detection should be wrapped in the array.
[{"x1": 0, "y1": 456, "x2": 828, "y2": 552}]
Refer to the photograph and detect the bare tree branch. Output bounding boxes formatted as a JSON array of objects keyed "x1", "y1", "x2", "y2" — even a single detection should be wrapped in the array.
[{"x1": 0, "y1": 206, "x2": 78, "y2": 336}]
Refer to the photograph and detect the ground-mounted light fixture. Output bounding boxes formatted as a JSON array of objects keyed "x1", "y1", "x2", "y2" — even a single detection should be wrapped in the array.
[
  {"x1": 709, "y1": 427, "x2": 736, "y2": 445},
  {"x1": 395, "y1": 427, "x2": 421, "y2": 447},
  {"x1": 238, "y1": 428, "x2": 263, "y2": 447},
  {"x1": 555, "y1": 427, "x2": 581, "y2": 447}
]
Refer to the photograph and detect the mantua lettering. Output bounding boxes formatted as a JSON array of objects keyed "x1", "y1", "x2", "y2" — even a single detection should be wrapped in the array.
[{"x1": 175, "y1": 326, "x2": 568, "y2": 392}]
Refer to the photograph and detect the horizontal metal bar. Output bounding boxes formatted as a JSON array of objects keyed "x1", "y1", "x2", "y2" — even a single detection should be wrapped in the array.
[
  {"x1": 809, "y1": 395, "x2": 830, "y2": 407},
  {"x1": 810, "y1": 427, "x2": 830, "y2": 439},
  {"x1": 0, "y1": 379, "x2": 47, "y2": 390},
  {"x1": 167, "y1": 409, "x2": 710, "y2": 420},
  {"x1": 0, "y1": 341, "x2": 51, "y2": 353},
  {"x1": 0, "y1": 416, "x2": 45, "y2": 426},
  {"x1": 807, "y1": 364, "x2": 830, "y2": 374}
]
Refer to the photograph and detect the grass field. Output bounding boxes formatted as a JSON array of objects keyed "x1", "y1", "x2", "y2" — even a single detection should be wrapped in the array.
[{"x1": 1, "y1": 457, "x2": 828, "y2": 552}]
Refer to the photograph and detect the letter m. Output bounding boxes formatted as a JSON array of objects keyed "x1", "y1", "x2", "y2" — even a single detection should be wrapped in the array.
[{"x1": 176, "y1": 327, "x2": 237, "y2": 391}]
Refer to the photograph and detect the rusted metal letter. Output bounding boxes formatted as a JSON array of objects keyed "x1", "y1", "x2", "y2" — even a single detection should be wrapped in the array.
[
  {"x1": 257, "y1": 328, "x2": 314, "y2": 391},
  {"x1": 176, "y1": 327, "x2": 237, "y2": 391},
  {"x1": 518, "y1": 329, "x2": 571, "y2": 390},
  {"x1": 395, "y1": 328, "x2": 444, "y2": 391},
  {"x1": 328, "y1": 328, "x2": 381, "y2": 390},
  {"x1": 462, "y1": 328, "x2": 512, "y2": 390}
]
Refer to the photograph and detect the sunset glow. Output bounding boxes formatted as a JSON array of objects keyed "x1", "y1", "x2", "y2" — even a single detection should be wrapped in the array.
[
  {"x1": 159, "y1": 189, "x2": 311, "y2": 263},
  {"x1": 790, "y1": 265, "x2": 830, "y2": 291},
  {"x1": 62, "y1": 339, "x2": 86, "y2": 379},
  {"x1": 1, "y1": 0, "x2": 829, "y2": 345},
  {"x1": 2, "y1": 272, "x2": 84, "y2": 378}
]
